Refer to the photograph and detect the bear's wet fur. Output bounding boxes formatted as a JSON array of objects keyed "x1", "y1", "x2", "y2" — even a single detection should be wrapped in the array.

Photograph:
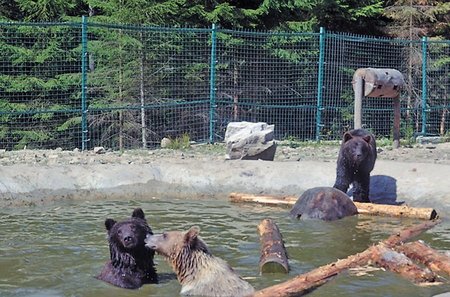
[
  {"x1": 96, "y1": 208, "x2": 157, "y2": 289},
  {"x1": 145, "y1": 226, "x2": 254, "y2": 297},
  {"x1": 333, "y1": 129, "x2": 377, "y2": 203},
  {"x1": 289, "y1": 187, "x2": 358, "y2": 221}
]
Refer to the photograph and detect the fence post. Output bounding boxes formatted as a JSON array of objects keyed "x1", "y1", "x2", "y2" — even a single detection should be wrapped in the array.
[
  {"x1": 421, "y1": 36, "x2": 428, "y2": 135},
  {"x1": 209, "y1": 24, "x2": 217, "y2": 143},
  {"x1": 81, "y1": 16, "x2": 88, "y2": 150},
  {"x1": 316, "y1": 27, "x2": 325, "y2": 141}
]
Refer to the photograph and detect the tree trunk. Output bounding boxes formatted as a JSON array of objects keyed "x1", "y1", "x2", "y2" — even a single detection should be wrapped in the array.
[
  {"x1": 229, "y1": 192, "x2": 438, "y2": 220},
  {"x1": 258, "y1": 219, "x2": 289, "y2": 274},
  {"x1": 252, "y1": 220, "x2": 440, "y2": 297},
  {"x1": 370, "y1": 244, "x2": 436, "y2": 283},
  {"x1": 396, "y1": 241, "x2": 450, "y2": 276}
]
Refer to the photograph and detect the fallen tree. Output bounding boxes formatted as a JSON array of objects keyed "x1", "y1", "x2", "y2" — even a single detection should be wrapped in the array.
[
  {"x1": 251, "y1": 220, "x2": 441, "y2": 297},
  {"x1": 229, "y1": 192, "x2": 438, "y2": 220}
]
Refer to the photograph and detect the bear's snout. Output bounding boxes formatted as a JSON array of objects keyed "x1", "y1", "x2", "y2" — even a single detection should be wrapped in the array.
[{"x1": 145, "y1": 234, "x2": 159, "y2": 250}]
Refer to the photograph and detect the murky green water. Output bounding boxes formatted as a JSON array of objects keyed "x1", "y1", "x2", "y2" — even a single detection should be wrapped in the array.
[{"x1": 0, "y1": 197, "x2": 449, "y2": 297}]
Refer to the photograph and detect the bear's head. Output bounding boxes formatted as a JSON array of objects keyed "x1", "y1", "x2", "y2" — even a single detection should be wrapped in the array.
[
  {"x1": 105, "y1": 208, "x2": 152, "y2": 250},
  {"x1": 145, "y1": 226, "x2": 210, "y2": 260},
  {"x1": 342, "y1": 131, "x2": 372, "y2": 166},
  {"x1": 104, "y1": 208, "x2": 156, "y2": 271}
]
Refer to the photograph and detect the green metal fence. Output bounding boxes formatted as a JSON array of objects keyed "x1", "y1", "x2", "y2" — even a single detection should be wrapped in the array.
[{"x1": 0, "y1": 18, "x2": 449, "y2": 151}]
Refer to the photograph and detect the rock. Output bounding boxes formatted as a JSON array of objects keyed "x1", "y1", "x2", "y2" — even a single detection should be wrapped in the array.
[
  {"x1": 94, "y1": 146, "x2": 106, "y2": 154},
  {"x1": 416, "y1": 136, "x2": 443, "y2": 145},
  {"x1": 224, "y1": 121, "x2": 276, "y2": 161},
  {"x1": 289, "y1": 187, "x2": 358, "y2": 221},
  {"x1": 160, "y1": 137, "x2": 172, "y2": 148}
]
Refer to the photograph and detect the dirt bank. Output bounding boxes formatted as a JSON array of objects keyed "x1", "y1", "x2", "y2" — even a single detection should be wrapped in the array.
[{"x1": 0, "y1": 142, "x2": 449, "y2": 215}]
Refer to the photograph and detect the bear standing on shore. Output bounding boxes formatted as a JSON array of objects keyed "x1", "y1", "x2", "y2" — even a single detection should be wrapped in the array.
[
  {"x1": 145, "y1": 226, "x2": 254, "y2": 297},
  {"x1": 333, "y1": 129, "x2": 377, "y2": 203},
  {"x1": 97, "y1": 208, "x2": 157, "y2": 289}
]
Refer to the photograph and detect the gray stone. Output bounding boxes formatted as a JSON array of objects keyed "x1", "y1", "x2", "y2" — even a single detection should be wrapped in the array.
[
  {"x1": 416, "y1": 136, "x2": 443, "y2": 145},
  {"x1": 93, "y1": 146, "x2": 106, "y2": 154},
  {"x1": 160, "y1": 137, "x2": 172, "y2": 148},
  {"x1": 224, "y1": 121, "x2": 276, "y2": 161}
]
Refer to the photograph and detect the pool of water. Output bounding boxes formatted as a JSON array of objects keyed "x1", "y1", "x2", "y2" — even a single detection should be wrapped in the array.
[{"x1": 0, "y1": 197, "x2": 449, "y2": 297}]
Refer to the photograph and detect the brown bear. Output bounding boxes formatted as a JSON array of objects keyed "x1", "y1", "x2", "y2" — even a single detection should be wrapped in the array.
[
  {"x1": 333, "y1": 129, "x2": 377, "y2": 203},
  {"x1": 145, "y1": 226, "x2": 254, "y2": 297},
  {"x1": 96, "y1": 208, "x2": 157, "y2": 289},
  {"x1": 290, "y1": 187, "x2": 358, "y2": 221}
]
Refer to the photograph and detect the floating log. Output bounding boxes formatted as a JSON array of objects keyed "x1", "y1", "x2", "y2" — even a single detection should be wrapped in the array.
[
  {"x1": 230, "y1": 192, "x2": 297, "y2": 207},
  {"x1": 257, "y1": 219, "x2": 289, "y2": 274},
  {"x1": 229, "y1": 192, "x2": 438, "y2": 220},
  {"x1": 252, "y1": 220, "x2": 440, "y2": 297},
  {"x1": 370, "y1": 244, "x2": 436, "y2": 283},
  {"x1": 396, "y1": 241, "x2": 450, "y2": 276}
]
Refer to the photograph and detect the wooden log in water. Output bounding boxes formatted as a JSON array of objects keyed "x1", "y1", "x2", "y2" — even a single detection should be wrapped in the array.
[
  {"x1": 396, "y1": 241, "x2": 450, "y2": 276},
  {"x1": 252, "y1": 220, "x2": 440, "y2": 297},
  {"x1": 370, "y1": 244, "x2": 436, "y2": 283},
  {"x1": 257, "y1": 219, "x2": 289, "y2": 274},
  {"x1": 229, "y1": 192, "x2": 438, "y2": 220}
]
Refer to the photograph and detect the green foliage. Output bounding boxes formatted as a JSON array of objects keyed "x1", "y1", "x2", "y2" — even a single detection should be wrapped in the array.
[{"x1": 166, "y1": 133, "x2": 190, "y2": 150}]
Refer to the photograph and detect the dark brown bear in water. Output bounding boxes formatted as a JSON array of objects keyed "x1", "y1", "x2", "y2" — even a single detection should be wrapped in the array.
[
  {"x1": 333, "y1": 129, "x2": 377, "y2": 203},
  {"x1": 96, "y1": 208, "x2": 157, "y2": 289},
  {"x1": 145, "y1": 226, "x2": 254, "y2": 297},
  {"x1": 290, "y1": 187, "x2": 358, "y2": 221}
]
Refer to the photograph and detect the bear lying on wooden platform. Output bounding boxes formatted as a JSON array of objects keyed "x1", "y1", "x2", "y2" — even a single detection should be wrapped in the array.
[
  {"x1": 97, "y1": 208, "x2": 157, "y2": 289},
  {"x1": 145, "y1": 226, "x2": 254, "y2": 297}
]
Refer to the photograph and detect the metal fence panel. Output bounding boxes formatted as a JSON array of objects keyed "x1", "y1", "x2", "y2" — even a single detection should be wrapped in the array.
[{"x1": 0, "y1": 19, "x2": 449, "y2": 151}]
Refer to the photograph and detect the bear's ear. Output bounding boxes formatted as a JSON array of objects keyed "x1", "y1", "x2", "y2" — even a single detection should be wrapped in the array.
[
  {"x1": 363, "y1": 135, "x2": 372, "y2": 144},
  {"x1": 132, "y1": 208, "x2": 145, "y2": 220},
  {"x1": 184, "y1": 226, "x2": 200, "y2": 245},
  {"x1": 343, "y1": 132, "x2": 353, "y2": 143},
  {"x1": 105, "y1": 218, "x2": 116, "y2": 231}
]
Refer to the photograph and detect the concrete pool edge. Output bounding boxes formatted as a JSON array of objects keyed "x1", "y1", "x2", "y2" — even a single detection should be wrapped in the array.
[{"x1": 0, "y1": 159, "x2": 449, "y2": 215}]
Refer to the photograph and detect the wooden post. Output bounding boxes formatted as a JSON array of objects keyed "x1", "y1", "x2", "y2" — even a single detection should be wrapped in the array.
[
  {"x1": 257, "y1": 219, "x2": 289, "y2": 274},
  {"x1": 352, "y1": 68, "x2": 405, "y2": 148},
  {"x1": 396, "y1": 241, "x2": 450, "y2": 276},
  {"x1": 354, "y1": 75, "x2": 364, "y2": 129},
  {"x1": 229, "y1": 193, "x2": 438, "y2": 220},
  {"x1": 393, "y1": 95, "x2": 401, "y2": 149}
]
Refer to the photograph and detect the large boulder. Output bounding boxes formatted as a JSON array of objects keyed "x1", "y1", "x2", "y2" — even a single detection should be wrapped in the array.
[
  {"x1": 224, "y1": 122, "x2": 276, "y2": 161},
  {"x1": 290, "y1": 187, "x2": 358, "y2": 221}
]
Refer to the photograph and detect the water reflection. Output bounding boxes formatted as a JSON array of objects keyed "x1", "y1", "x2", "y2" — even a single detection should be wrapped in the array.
[{"x1": 0, "y1": 198, "x2": 449, "y2": 297}]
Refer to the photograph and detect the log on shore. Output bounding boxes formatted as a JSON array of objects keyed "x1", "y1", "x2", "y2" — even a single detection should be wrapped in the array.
[
  {"x1": 258, "y1": 219, "x2": 289, "y2": 274},
  {"x1": 396, "y1": 241, "x2": 450, "y2": 276},
  {"x1": 252, "y1": 220, "x2": 440, "y2": 297},
  {"x1": 229, "y1": 192, "x2": 438, "y2": 220},
  {"x1": 354, "y1": 202, "x2": 438, "y2": 220}
]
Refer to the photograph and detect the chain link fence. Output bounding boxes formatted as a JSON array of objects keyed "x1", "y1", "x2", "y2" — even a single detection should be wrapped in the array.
[{"x1": 0, "y1": 19, "x2": 449, "y2": 150}]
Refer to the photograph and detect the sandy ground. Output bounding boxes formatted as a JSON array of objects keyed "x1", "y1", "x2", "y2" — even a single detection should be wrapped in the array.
[{"x1": 0, "y1": 141, "x2": 449, "y2": 215}]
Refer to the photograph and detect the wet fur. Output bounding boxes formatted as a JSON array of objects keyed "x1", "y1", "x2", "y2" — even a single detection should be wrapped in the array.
[
  {"x1": 333, "y1": 129, "x2": 377, "y2": 202},
  {"x1": 146, "y1": 226, "x2": 254, "y2": 297},
  {"x1": 97, "y1": 208, "x2": 157, "y2": 289}
]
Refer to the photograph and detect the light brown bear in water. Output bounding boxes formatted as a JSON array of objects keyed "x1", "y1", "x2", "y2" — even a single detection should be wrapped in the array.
[{"x1": 145, "y1": 226, "x2": 254, "y2": 297}]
